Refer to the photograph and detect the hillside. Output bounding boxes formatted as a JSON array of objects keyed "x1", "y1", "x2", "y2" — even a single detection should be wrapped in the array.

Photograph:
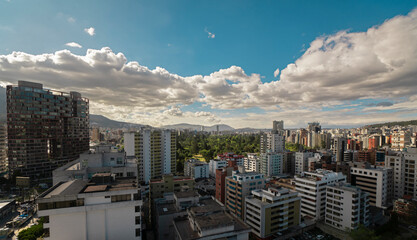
[
  {"x1": 162, "y1": 123, "x2": 235, "y2": 131},
  {"x1": 365, "y1": 120, "x2": 417, "y2": 128}
]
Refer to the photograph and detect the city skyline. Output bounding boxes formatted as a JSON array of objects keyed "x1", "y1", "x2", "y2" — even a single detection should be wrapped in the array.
[{"x1": 0, "y1": 1, "x2": 417, "y2": 129}]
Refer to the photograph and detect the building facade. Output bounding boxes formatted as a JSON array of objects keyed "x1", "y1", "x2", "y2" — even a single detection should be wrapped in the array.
[
  {"x1": 0, "y1": 124, "x2": 7, "y2": 176},
  {"x1": 209, "y1": 159, "x2": 227, "y2": 177},
  {"x1": 260, "y1": 152, "x2": 283, "y2": 177},
  {"x1": 184, "y1": 159, "x2": 209, "y2": 179},
  {"x1": 295, "y1": 152, "x2": 314, "y2": 175},
  {"x1": 7, "y1": 81, "x2": 89, "y2": 179}
]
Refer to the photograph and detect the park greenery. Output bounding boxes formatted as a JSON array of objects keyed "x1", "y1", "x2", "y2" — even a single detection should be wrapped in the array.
[
  {"x1": 17, "y1": 217, "x2": 45, "y2": 240},
  {"x1": 176, "y1": 133, "x2": 260, "y2": 173}
]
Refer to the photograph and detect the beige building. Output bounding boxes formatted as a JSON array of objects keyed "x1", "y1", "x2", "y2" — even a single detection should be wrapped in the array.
[
  {"x1": 245, "y1": 187, "x2": 301, "y2": 238},
  {"x1": 149, "y1": 174, "x2": 194, "y2": 199}
]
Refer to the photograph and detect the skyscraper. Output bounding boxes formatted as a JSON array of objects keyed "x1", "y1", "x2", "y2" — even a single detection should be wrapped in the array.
[
  {"x1": 6, "y1": 81, "x2": 89, "y2": 179},
  {"x1": 0, "y1": 123, "x2": 7, "y2": 175}
]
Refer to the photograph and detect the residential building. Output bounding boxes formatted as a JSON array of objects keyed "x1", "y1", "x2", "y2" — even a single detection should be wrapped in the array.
[
  {"x1": 260, "y1": 133, "x2": 285, "y2": 154},
  {"x1": 184, "y1": 159, "x2": 209, "y2": 179},
  {"x1": 7, "y1": 81, "x2": 89, "y2": 179},
  {"x1": 325, "y1": 183, "x2": 370, "y2": 231},
  {"x1": 149, "y1": 174, "x2": 194, "y2": 199},
  {"x1": 350, "y1": 167, "x2": 393, "y2": 208},
  {"x1": 245, "y1": 187, "x2": 301, "y2": 239},
  {"x1": 52, "y1": 144, "x2": 137, "y2": 185},
  {"x1": 124, "y1": 129, "x2": 176, "y2": 183},
  {"x1": 333, "y1": 137, "x2": 347, "y2": 163},
  {"x1": 283, "y1": 152, "x2": 295, "y2": 175},
  {"x1": 37, "y1": 175, "x2": 142, "y2": 240},
  {"x1": 209, "y1": 159, "x2": 227, "y2": 177},
  {"x1": 294, "y1": 170, "x2": 346, "y2": 220},
  {"x1": 260, "y1": 151, "x2": 283, "y2": 177},
  {"x1": 393, "y1": 197, "x2": 417, "y2": 222},
  {"x1": 217, "y1": 152, "x2": 244, "y2": 166},
  {"x1": 0, "y1": 124, "x2": 7, "y2": 176},
  {"x1": 225, "y1": 168, "x2": 266, "y2": 219},
  {"x1": 215, "y1": 166, "x2": 236, "y2": 204},
  {"x1": 244, "y1": 153, "x2": 260, "y2": 173},
  {"x1": 385, "y1": 148, "x2": 417, "y2": 200},
  {"x1": 336, "y1": 161, "x2": 371, "y2": 183},
  {"x1": 173, "y1": 197, "x2": 251, "y2": 240},
  {"x1": 295, "y1": 152, "x2": 314, "y2": 175},
  {"x1": 391, "y1": 130, "x2": 411, "y2": 151}
]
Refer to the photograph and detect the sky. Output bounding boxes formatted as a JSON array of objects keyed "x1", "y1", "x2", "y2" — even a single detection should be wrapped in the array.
[{"x1": 0, "y1": 0, "x2": 417, "y2": 129}]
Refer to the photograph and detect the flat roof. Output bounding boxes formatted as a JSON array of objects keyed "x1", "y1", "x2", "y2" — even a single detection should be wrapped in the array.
[
  {"x1": 174, "y1": 191, "x2": 199, "y2": 199},
  {"x1": 156, "y1": 202, "x2": 178, "y2": 216},
  {"x1": 43, "y1": 180, "x2": 87, "y2": 198}
]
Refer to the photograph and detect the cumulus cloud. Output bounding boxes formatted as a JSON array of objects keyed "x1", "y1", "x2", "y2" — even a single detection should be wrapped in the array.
[
  {"x1": 65, "y1": 42, "x2": 82, "y2": 48},
  {"x1": 205, "y1": 28, "x2": 215, "y2": 39},
  {"x1": 84, "y1": 27, "x2": 95, "y2": 36}
]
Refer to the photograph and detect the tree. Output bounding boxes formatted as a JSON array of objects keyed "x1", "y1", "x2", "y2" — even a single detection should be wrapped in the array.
[{"x1": 350, "y1": 225, "x2": 380, "y2": 240}]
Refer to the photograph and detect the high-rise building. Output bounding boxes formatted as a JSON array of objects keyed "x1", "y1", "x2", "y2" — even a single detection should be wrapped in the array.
[
  {"x1": 350, "y1": 167, "x2": 393, "y2": 208},
  {"x1": 225, "y1": 168, "x2": 266, "y2": 219},
  {"x1": 333, "y1": 137, "x2": 347, "y2": 163},
  {"x1": 215, "y1": 166, "x2": 236, "y2": 204},
  {"x1": 124, "y1": 129, "x2": 176, "y2": 183},
  {"x1": 294, "y1": 152, "x2": 314, "y2": 175},
  {"x1": 245, "y1": 187, "x2": 301, "y2": 238},
  {"x1": 391, "y1": 130, "x2": 411, "y2": 151},
  {"x1": 209, "y1": 159, "x2": 228, "y2": 177},
  {"x1": 260, "y1": 133, "x2": 285, "y2": 153},
  {"x1": 244, "y1": 153, "x2": 260, "y2": 173},
  {"x1": 260, "y1": 152, "x2": 283, "y2": 177},
  {"x1": 294, "y1": 170, "x2": 346, "y2": 220},
  {"x1": 272, "y1": 120, "x2": 284, "y2": 134},
  {"x1": 7, "y1": 81, "x2": 89, "y2": 179},
  {"x1": 325, "y1": 183, "x2": 370, "y2": 231},
  {"x1": 0, "y1": 123, "x2": 7, "y2": 175},
  {"x1": 184, "y1": 159, "x2": 209, "y2": 179}
]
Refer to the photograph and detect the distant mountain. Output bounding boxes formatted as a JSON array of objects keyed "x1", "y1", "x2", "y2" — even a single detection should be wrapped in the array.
[
  {"x1": 90, "y1": 114, "x2": 146, "y2": 129},
  {"x1": 162, "y1": 123, "x2": 235, "y2": 131},
  {"x1": 365, "y1": 120, "x2": 417, "y2": 128}
]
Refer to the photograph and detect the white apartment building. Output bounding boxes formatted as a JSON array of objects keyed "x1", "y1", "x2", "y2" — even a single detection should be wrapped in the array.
[
  {"x1": 350, "y1": 167, "x2": 393, "y2": 208},
  {"x1": 295, "y1": 152, "x2": 314, "y2": 175},
  {"x1": 244, "y1": 154, "x2": 260, "y2": 173},
  {"x1": 308, "y1": 153, "x2": 322, "y2": 172},
  {"x1": 294, "y1": 170, "x2": 346, "y2": 220},
  {"x1": 385, "y1": 148, "x2": 417, "y2": 200},
  {"x1": 391, "y1": 131, "x2": 411, "y2": 151},
  {"x1": 245, "y1": 187, "x2": 301, "y2": 238},
  {"x1": 325, "y1": 183, "x2": 370, "y2": 231},
  {"x1": 209, "y1": 159, "x2": 228, "y2": 177},
  {"x1": 184, "y1": 159, "x2": 209, "y2": 179},
  {"x1": 37, "y1": 176, "x2": 142, "y2": 240},
  {"x1": 124, "y1": 129, "x2": 176, "y2": 183},
  {"x1": 260, "y1": 152, "x2": 283, "y2": 177},
  {"x1": 260, "y1": 133, "x2": 285, "y2": 153}
]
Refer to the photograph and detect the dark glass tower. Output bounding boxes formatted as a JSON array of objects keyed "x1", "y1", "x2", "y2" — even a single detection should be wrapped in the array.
[{"x1": 6, "y1": 81, "x2": 89, "y2": 179}]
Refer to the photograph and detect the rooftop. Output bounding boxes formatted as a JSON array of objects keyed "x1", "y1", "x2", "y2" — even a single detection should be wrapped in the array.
[{"x1": 175, "y1": 191, "x2": 199, "y2": 199}]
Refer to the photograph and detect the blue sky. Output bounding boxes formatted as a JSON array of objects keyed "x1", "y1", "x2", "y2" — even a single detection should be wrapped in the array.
[{"x1": 0, "y1": 0, "x2": 417, "y2": 128}]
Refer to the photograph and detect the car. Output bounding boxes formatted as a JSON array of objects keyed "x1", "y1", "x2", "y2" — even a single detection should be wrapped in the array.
[
  {"x1": 408, "y1": 225, "x2": 417, "y2": 230},
  {"x1": 316, "y1": 235, "x2": 324, "y2": 239}
]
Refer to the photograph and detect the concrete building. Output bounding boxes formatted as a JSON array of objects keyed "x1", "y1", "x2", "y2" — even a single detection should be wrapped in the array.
[
  {"x1": 52, "y1": 145, "x2": 137, "y2": 185},
  {"x1": 225, "y1": 168, "x2": 266, "y2": 219},
  {"x1": 391, "y1": 130, "x2": 411, "y2": 151},
  {"x1": 0, "y1": 124, "x2": 7, "y2": 176},
  {"x1": 283, "y1": 152, "x2": 295, "y2": 175},
  {"x1": 385, "y1": 148, "x2": 417, "y2": 200},
  {"x1": 173, "y1": 197, "x2": 251, "y2": 240},
  {"x1": 350, "y1": 167, "x2": 393, "y2": 208},
  {"x1": 124, "y1": 129, "x2": 176, "y2": 183},
  {"x1": 244, "y1": 153, "x2": 260, "y2": 173},
  {"x1": 37, "y1": 175, "x2": 142, "y2": 240},
  {"x1": 208, "y1": 159, "x2": 227, "y2": 177},
  {"x1": 333, "y1": 137, "x2": 347, "y2": 163},
  {"x1": 149, "y1": 174, "x2": 194, "y2": 199},
  {"x1": 260, "y1": 152, "x2": 283, "y2": 177},
  {"x1": 295, "y1": 152, "x2": 314, "y2": 175},
  {"x1": 245, "y1": 187, "x2": 301, "y2": 239},
  {"x1": 215, "y1": 166, "x2": 236, "y2": 204},
  {"x1": 260, "y1": 133, "x2": 285, "y2": 154},
  {"x1": 294, "y1": 170, "x2": 346, "y2": 220},
  {"x1": 325, "y1": 183, "x2": 370, "y2": 231},
  {"x1": 184, "y1": 159, "x2": 209, "y2": 179},
  {"x1": 7, "y1": 81, "x2": 89, "y2": 179}
]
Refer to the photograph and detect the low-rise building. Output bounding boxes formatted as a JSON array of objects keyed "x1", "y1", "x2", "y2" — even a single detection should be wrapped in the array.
[
  {"x1": 184, "y1": 159, "x2": 209, "y2": 179},
  {"x1": 325, "y1": 183, "x2": 370, "y2": 231},
  {"x1": 245, "y1": 187, "x2": 301, "y2": 239},
  {"x1": 37, "y1": 175, "x2": 142, "y2": 240},
  {"x1": 149, "y1": 174, "x2": 195, "y2": 199}
]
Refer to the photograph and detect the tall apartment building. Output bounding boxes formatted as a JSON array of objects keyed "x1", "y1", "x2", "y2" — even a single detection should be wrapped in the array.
[
  {"x1": 215, "y1": 166, "x2": 236, "y2": 204},
  {"x1": 385, "y1": 148, "x2": 417, "y2": 200},
  {"x1": 244, "y1": 154, "x2": 261, "y2": 173},
  {"x1": 350, "y1": 167, "x2": 393, "y2": 208},
  {"x1": 260, "y1": 133, "x2": 285, "y2": 153},
  {"x1": 295, "y1": 152, "x2": 314, "y2": 175},
  {"x1": 333, "y1": 137, "x2": 347, "y2": 163},
  {"x1": 245, "y1": 187, "x2": 301, "y2": 239},
  {"x1": 124, "y1": 129, "x2": 176, "y2": 183},
  {"x1": 37, "y1": 175, "x2": 142, "y2": 240},
  {"x1": 391, "y1": 131, "x2": 411, "y2": 151},
  {"x1": 0, "y1": 124, "x2": 7, "y2": 175},
  {"x1": 7, "y1": 81, "x2": 89, "y2": 179},
  {"x1": 225, "y1": 169, "x2": 266, "y2": 219},
  {"x1": 260, "y1": 152, "x2": 283, "y2": 177},
  {"x1": 283, "y1": 152, "x2": 295, "y2": 175},
  {"x1": 184, "y1": 159, "x2": 209, "y2": 179},
  {"x1": 272, "y1": 120, "x2": 284, "y2": 134},
  {"x1": 325, "y1": 183, "x2": 370, "y2": 231},
  {"x1": 294, "y1": 170, "x2": 346, "y2": 220},
  {"x1": 209, "y1": 159, "x2": 227, "y2": 177}
]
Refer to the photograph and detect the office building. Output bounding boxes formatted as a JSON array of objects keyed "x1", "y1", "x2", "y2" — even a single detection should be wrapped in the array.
[
  {"x1": 260, "y1": 152, "x2": 283, "y2": 177},
  {"x1": 7, "y1": 81, "x2": 89, "y2": 179},
  {"x1": 52, "y1": 144, "x2": 137, "y2": 185},
  {"x1": 37, "y1": 175, "x2": 142, "y2": 240},
  {"x1": 124, "y1": 129, "x2": 176, "y2": 183},
  {"x1": 385, "y1": 148, "x2": 417, "y2": 200},
  {"x1": 0, "y1": 124, "x2": 7, "y2": 176},
  {"x1": 184, "y1": 159, "x2": 209, "y2": 179},
  {"x1": 325, "y1": 183, "x2": 370, "y2": 231},
  {"x1": 294, "y1": 170, "x2": 346, "y2": 220},
  {"x1": 209, "y1": 159, "x2": 227, "y2": 177},
  {"x1": 225, "y1": 168, "x2": 266, "y2": 219},
  {"x1": 295, "y1": 152, "x2": 314, "y2": 175},
  {"x1": 245, "y1": 187, "x2": 301, "y2": 239},
  {"x1": 350, "y1": 167, "x2": 393, "y2": 208}
]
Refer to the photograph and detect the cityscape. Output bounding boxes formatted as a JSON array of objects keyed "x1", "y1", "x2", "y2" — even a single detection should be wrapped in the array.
[{"x1": 0, "y1": 1, "x2": 417, "y2": 240}]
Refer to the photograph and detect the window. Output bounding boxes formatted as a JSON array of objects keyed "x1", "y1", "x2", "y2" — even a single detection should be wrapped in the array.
[
  {"x1": 111, "y1": 194, "x2": 131, "y2": 203},
  {"x1": 135, "y1": 216, "x2": 141, "y2": 225},
  {"x1": 135, "y1": 228, "x2": 141, "y2": 237}
]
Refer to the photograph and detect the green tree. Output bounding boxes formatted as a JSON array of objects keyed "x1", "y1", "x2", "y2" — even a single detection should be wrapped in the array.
[{"x1": 350, "y1": 225, "x2": 380, "y2": 240}]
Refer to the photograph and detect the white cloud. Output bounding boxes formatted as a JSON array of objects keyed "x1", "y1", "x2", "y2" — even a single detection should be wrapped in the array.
[
  {"x1": 67, "y1": 17, "x2": 76, "y2": 23},
  {"x1": 84, "y1": 27, "x2": 95, "y2": 36},
  {"x1": 273, "y1": 68, "x2": 279, "y2": 77},
  {"x1": 65, "y1": 42, "x2": 82, "y2": 48},
  {"x1": 205, "y1": 28, "x2": 215, "y2": 39}
]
